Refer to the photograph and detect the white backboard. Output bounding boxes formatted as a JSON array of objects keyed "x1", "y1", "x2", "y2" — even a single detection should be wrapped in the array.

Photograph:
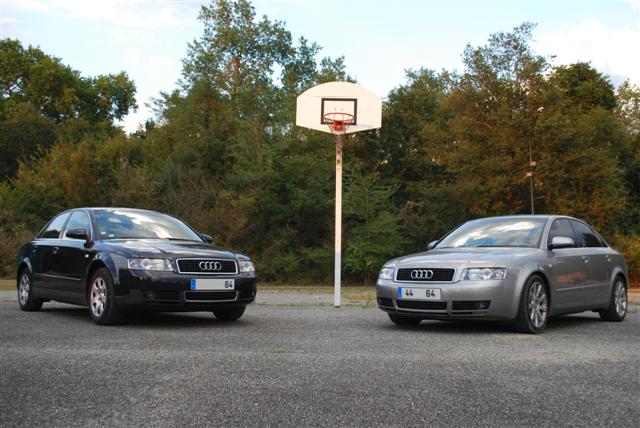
[{"x1": 296, "y1": 81, "x2": 382, "y2": 134}]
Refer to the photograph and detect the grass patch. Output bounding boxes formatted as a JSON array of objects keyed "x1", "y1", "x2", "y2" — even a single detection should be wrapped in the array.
[{"x1": 0, "y1": 279, "x2": 14, "y2": 291}]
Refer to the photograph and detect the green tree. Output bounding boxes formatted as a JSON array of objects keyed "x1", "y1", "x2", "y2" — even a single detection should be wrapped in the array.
[{"x1": 343, "y1": 166, "x2": 406, "y2": 283}]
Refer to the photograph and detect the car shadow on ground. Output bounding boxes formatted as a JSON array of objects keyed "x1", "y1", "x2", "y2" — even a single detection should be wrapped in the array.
[
  {"x1": 37, "y1": 305, "x2": 249, "y2": 329},
  {"x1": 384, "y1": 313, "x2": 604, "y2": 335}
]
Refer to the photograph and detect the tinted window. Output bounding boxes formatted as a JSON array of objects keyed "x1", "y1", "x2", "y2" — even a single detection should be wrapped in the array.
[
  {"x1": 63, "y1": 211, "x2": 91, "y2": 239},
  {"x1": 93, "y1": 209, "x2": 203, "y2": 241},
  {"x1": 547, "y1": 219, "x2": 577, "y2": 247},
  {"x1": 40, "y1": 213, "x2": 70, "y2": 239},
  {"x1": 437, "y1": 218, "x2": 546, "y2": 248},
  {"x1": 570, "y1": 220, "x2": 603, "y2": 247}
]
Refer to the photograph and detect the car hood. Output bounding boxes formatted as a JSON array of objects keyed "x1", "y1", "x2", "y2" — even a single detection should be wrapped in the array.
[
  {"x1": 98, "y1": 239, "x2": 246, "y2": 259},
  {"x1": 386, "y1": 247, "x2": 543, "y2": 268}
]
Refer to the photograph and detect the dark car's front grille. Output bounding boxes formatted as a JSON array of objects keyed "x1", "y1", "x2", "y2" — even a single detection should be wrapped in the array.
[
  {"x1": 378, "y1": 297, "x2": 394, "y2": 307},
  {"x1": 177, "y1": 259, "x2": 237, "y2": 274},
  {"x1": 156, "y1": 290, "x2": 181, "y2": 301},
  {"x1": 396, "y1": 268, "x2": 455, "y2": 282},
  {"x1": 397, "y1": 301, "x2": 447, "y2": 311},
  {"x1": 184, "y1": 291, "x2": 237, "y2": 301}
]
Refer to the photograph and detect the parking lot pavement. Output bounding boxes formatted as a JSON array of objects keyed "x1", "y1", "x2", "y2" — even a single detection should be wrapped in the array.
[{"x1": 1, "y1": 294, "x2": 639, "y2": 427}]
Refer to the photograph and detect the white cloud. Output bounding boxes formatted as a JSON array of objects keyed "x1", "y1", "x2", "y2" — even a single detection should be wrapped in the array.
[
  {"x1": 535, "y1": 18, "x2": 640, "y2": 86},
  {"x1": 625, "y1": 0, "x2": 640, "y2": 12},
  {"x1": 8, "y1": 0, "x2": 198, "y2": 30}
]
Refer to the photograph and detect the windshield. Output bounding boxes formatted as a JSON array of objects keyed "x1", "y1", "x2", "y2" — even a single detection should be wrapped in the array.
[
  {"x1": 436, "y1": 218, "x2": 546, "y2": 249},
  {"x1": 93, "y1": 209, "x2": 203, "y2": 242}
]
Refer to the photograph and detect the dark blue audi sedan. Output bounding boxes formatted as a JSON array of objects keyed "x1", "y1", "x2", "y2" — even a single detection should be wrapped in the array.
[{"x1": 16, "y1": 208, "x2": 257, "y2": 325}]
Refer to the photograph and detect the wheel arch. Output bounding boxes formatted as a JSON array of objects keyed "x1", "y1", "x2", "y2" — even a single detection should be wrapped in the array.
[
  {"x1": 511, "y1": 266, "x2": 553, "y2": 318},
  {"x1": 84, "y1": 260, "x2": 114, "y2": 304},
  {"x1": 16, "y1": 259, "x2": 33, "y2": 287}
]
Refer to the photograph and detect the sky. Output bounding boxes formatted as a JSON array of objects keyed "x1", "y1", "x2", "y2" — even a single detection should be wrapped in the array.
[{"x1": 2, "y1": 0, "x2": 639, "y2": 133}]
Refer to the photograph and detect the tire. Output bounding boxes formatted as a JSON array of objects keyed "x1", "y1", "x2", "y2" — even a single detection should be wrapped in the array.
[
  {"x1": 17, "y1": 269, "x2": 43, "y2": 312},
  {"x1": 213, "y1": 306, "x2": 246, "y2": 322},
  {"x1": 599, "y1": 276, "x2": 627, "y2": 322},
  {"x1": 88, "y1": 268, "x2": 124, "y2": 325},
  {"x1": 388, "y1": 313, "x2": 421, "y2": 326},
  {"x1": 513, "y1": 274, "x2": 549, "y2": 334}
]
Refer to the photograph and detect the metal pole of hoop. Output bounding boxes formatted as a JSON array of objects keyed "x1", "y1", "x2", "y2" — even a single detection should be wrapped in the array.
[
  {"x1": 325, "y1": 112, "x2": 352, "y2": 308},
  {"x1": 334, "y1": 132, "x2": 343, "y2": 308}
]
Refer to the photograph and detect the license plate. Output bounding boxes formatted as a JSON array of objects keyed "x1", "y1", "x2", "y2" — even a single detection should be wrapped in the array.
[
  {"x1": 397, "y1": 287, "x2": 441, "y2": 301},
  {"x1": 190, "y1": 279, "x2": 235, "y2": 291}
]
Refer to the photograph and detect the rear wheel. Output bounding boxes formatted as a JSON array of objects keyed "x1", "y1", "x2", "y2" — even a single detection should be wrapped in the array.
[
  {"x1": 17, "y1": 269, "x2": 43, "y2": 311},
  {"x1": 513, "y1": 275, "x2": 549, "y2": 334},
  {"x1": 388, "y1": 313, "x2": 421, "y2": 326},
  {"x1": 213, "y1": 306, "x2": 246, "y2": 321},
  {"x1": 599, "y1": 277, "x2": 627, "y2": 322},
  {"x1": 88, "y1": 268, "x2": 124, "y2": 325}
]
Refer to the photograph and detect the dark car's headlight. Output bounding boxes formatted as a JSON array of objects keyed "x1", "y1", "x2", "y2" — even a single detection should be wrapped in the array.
[
  {"x1": 462, "y1": 268, "x2": 506, "y2": 281},
  {"x1": 128, "y1": 258, "x2": 173, "y2": 271},
  {"x1": 378, "y1": 267, "x2": 395, "y2": 281},
  {"x1": 238, "y1": 260, "x2": 255, "y2": 273}
]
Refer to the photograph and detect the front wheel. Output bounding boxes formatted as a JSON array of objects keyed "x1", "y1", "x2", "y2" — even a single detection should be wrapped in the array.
[
  {"x1": 513, "y1": 275, "x2": 549, "y2": 334},
  {"x1": 88, "y1": 268, "x2": 124, "y2": 325},
  {"x1": 599, "y1": 277, "x2": 627, "y2": 322},
  {"x1": 17, "y1": 269, "x2": 43, "y2": 311},
  {"x1": 388, "y1": 313, "x2": 421, "y2": 326},
  {"x1": 213, "y1": 306, "x2": 246, "y2": 321}
]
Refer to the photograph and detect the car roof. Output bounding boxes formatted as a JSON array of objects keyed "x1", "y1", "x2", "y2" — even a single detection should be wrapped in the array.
[
  {"x1": 77, "y1": 207, "x2": 158, "y2": 213},
  {"x1": 469, "y1": 214, "x2": 579, "y2": 222}
]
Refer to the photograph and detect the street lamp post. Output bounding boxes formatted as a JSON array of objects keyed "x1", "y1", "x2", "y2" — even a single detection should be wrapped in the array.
[{"x1": 529, "y1": 106, "x2": 544, "y2": 214}]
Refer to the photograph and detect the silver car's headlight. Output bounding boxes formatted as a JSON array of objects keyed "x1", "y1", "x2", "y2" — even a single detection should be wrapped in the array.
[
  {"x1": 127, "y1": 258, "x2": 173, "y2": 271},
  {"x1": 462, "y1": 268, "x2": 507, "y2": 281},
  {"x1": 238, "y1": 260, "x2": 255, "y2": 273},
  {"x1": 378, "y1": 267, "x2": 395, "y2": 281}
]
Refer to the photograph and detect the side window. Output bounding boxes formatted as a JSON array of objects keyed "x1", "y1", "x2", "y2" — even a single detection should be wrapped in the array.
[
  {"x1": 40, "y1": 213, "x2": 71, "y2": 239},
  {"x1": 570, "y1": 220, "x2": 602, "y2": 247},
  {"x1": 63, "y1": 211, "x2": 91, "y2": 239},
  {"x1": 547, "y1": 219, "x2": 577, "y2": 247}
]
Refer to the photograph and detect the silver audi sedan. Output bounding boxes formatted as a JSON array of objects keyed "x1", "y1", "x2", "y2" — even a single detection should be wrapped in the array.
[{"x1": 376, "y1": 215, "x2": 629, "y2": 333}]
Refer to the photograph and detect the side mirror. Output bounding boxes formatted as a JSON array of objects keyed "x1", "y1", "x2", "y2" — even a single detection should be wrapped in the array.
[
  {"x1": 427, "y1": 240, "x2": 439, "y2": 250},
  {"x1": 66, "y1": 228, "x2": 89, "y2": 241},
  {"x1": 549, "y1": 236, "x2": 575, "y2": 250},
  {"x1": 200, "y1": 233, "x2": 213, "y2": 244}
]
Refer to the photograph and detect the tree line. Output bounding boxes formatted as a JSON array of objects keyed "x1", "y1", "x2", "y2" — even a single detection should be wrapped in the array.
[{"x1": 1, "y1": 0, "x2": 638, "y2": 282}]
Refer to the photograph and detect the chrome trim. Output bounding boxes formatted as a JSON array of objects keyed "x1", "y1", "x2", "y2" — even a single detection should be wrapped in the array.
[
  {"x1": 176, "y1": 258, "x2": 238, "y2": 275},
  {"x1": 183, "y1": 290, "x2": 238, "y2": 303},
  {"x1": 37, "y1": 273, "x2": 82, "y2": 281},
  {"x1": 394, "y1": 268, "x2": 457, "y2": 283}
]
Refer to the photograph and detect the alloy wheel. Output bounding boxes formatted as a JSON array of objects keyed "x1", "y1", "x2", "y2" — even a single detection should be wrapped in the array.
[
  {"x1": 18, "y1": 273, "x2": 30, "y2": 306},
  {"x1": 613, "y1": 280, "x2": 627, "y2": 318},
  {"x1": 90, "y1": 277, "x2": 107, "y2": 318},
  {"x1": 528, "y1": 281, "x2": 548, "y2": 329}
]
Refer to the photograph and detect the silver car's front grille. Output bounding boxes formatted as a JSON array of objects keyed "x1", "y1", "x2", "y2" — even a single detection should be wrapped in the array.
[{"x1": 396, "y1": 268, "x2": 455, "y2": 282}]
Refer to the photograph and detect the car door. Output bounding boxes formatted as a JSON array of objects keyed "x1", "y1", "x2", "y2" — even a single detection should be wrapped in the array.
[
  {"x1": 547, "y1": 218, "x2": 591, "y2": 311},
  {"x1": 32, "y1": 212, "x2": 71, "y2": 297},
  {"x1": 56, "y1": 210, "x2": 95, "y2": 303},
  {"x1": 570, "y1": 219, "x2": 610, "y2": 307}
]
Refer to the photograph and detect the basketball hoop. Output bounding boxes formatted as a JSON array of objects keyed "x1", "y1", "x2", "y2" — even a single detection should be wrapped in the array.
[{"x1": 323, "y1": 112, "x2": 354, "y2": 134}]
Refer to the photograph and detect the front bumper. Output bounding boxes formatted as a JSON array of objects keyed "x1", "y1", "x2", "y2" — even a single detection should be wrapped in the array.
[
  {"x1": 113, "y1": 269, "x2": 257, "y2": 312},
  {"x1": 376, "y1": 278, "x2": 517, "y2": 321}
]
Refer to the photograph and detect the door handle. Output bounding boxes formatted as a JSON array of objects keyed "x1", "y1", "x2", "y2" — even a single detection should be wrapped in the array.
[
  {"x1": 52, "y1": 247, "x2": 59, "y2": 255},
  {"x1": 581, "y1": 256, "x2": 589, "y2": 263}
]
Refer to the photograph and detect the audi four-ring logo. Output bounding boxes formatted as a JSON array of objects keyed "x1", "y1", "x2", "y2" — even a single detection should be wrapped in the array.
[
  {"x1": 199, "y1": 261, "x2": 223, "y2": 271},
  {"x1": 411, "y1": 269, "x2": 434, "y2": 280}
]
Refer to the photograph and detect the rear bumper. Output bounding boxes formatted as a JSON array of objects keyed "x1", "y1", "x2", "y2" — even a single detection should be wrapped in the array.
[
  {"x1": 114, "y1": 269, "x2": 256, "y2": 312},
  {"x1": 376, "y1": 278, "x2": 517, "y2": 321}
]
